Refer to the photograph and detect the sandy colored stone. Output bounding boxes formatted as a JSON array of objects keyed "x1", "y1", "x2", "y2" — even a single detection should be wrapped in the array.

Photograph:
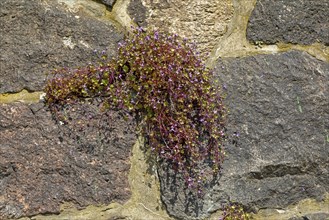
[{"x1": 128, "y1": 0, "x2": 234, "y2": 57}]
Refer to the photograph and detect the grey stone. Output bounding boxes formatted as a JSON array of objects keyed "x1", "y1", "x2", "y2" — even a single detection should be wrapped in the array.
[
  {"x1": 100, "y1": 0, "x2": 117, "y2": 9},
  {"x1": 0, "y1": 102, "x2": 137, "y2": 219},
  {"x1": 0, "y1": 0, "x2": 123, "y2": 93},
  {"x1": 159, "y1": 50, "x2": 329, "y2": 219},
  {"x1": 247, "y1": 0, "x2": 329, "y2": 45},
  {"x1": 303, "y1": 213, "x2": 329, "y2": 220},
  {"x1": 289, "y1": 212, "x2": 329, "y2": 220},
  {"x1": 127, "y1": 0, "x2": 148, "y2": 27}
]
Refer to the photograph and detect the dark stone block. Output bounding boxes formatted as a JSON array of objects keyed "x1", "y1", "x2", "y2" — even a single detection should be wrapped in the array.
[
  {"x1": 0, "y1": 102, "x2": 137, "y2": 219},
  {"x1": 159, "y1": 51, "x2": 329, "y2": 219},
  {"x1": 289, "y1": 212, "x2": 329, "y2": 220},
  {"x1": 303, "y1": 213, "x2": 329, "y2": 220},
  {"x1": 247, "y1": 0, "x2": 329, "y2": 45},
  {"x1": 127, "y1": 0, "x2": 148, "y2": 27},
  {"x1": 0, "y1": 0, "x2": 123, "y2": 93},
  {"x1": 94, "y1": 0, "x2": 116, "y2": 10},
  {"x1": 101, "y1": 0, "x2": 116, "y2": 8}
]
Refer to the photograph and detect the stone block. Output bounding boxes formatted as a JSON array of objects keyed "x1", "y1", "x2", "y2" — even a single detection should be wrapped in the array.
[
  {"x1": 0, "y1": 102, "x2": 136, "y2": 219},
  {"x1": 159, "y1": 51, "x2": 329, "y2": 219},
  {"x1": 0, "y1": 0, "x2": 123, "y2": 93},
  {"x1": 247, "y1": 0, "x2": 329, "y2": 45}
]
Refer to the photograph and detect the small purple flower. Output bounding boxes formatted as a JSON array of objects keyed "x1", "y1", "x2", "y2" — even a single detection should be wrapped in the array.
[
  {"x1": 137, "y1": 26, "x2": 144, "y2": 32},
  {"x1": 233, "y1": 131, "x2": 240, "y2": 137},
  {"x1": 154, "y1": 31, "x2": 159, "y2": 40}
]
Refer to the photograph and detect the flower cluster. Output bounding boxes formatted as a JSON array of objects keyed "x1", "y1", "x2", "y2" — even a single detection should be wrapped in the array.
[
  {"x1": 220, "y1": 203, "x2": 250, "y2": 220},
  {"x1": 44, "y1": 27, "x2": 226, "y2": 192}
]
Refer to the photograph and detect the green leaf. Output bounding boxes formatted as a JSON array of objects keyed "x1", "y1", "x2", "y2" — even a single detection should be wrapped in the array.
[
  {"x1": 101, "y1": 79, "x2": 108, "y2": 86},
  {"x1": 123, "y1": 65, "x2": 130, "y2": 73}
]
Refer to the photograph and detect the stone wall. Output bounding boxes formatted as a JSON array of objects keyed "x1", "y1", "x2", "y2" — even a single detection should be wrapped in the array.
[{"x1": 0, "y1": 0, "x2": 328, "y2": 219}]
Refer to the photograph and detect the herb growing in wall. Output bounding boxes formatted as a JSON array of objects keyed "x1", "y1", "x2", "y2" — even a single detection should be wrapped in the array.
[{"x1": 44, "y1": 27, "x2": 226, "y2": 193}]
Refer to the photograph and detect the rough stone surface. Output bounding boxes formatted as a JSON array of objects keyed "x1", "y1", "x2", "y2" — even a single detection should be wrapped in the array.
[
  {"x1": 159, "y1": 51, "x2": 329, "y2": 219},
  {"x1": 127, "y1": 0, "x2": 234, "y2": 56},
  {"x1": 98, "y1": 0, "x2": 116, "y2": 10},
  {"x1": 127, "y1": 0, "x2": 148, "y2": 27},
  {"x1": 289, "y1": 212, "x2": 329, "y2": 220},
  {"x1": 0, "y1": 102, "x2": 137, "y2": 219},
  {"x1": 247, "y1": 0, "x2": 329, "y2": 46},
  {"x1": 0, "y1": 0, "x2": 123, "y2": 93}
]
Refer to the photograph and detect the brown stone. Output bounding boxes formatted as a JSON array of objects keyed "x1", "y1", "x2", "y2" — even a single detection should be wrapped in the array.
[{"x1": 0, "y1": 102, "x2": 137, "y2": 219}]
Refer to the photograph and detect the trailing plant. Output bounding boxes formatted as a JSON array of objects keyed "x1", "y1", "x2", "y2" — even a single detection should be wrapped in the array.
[{"x1": 44, "y1": 27, "x2": 226, "y2": 193}]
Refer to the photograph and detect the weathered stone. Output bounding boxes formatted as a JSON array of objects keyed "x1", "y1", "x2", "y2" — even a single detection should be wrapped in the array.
[
  {"x1": 289, "y1": 212, "x2": 329, "y2": 220},
  {"x1": 98, "y1": 0, "x2": 116, "y2": 10},
  {"x1": 247, "y1": 0, "x2": 329, "y2": 45},
  {"x1": 127, "y1": 0, "x2": 148, "y2": 27},
  {"x1": 127, "y1": 0, "x2": 234, "y2": 56},
  {"x1": 159, "y1": 50, "x2": 329, "y2": 219},
  {"x1": 0, "y1": 0, "x2": 123, "y2": 93},
  {"x1": 0, "y1": 102, "x2": 137, "y2": 219}
]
